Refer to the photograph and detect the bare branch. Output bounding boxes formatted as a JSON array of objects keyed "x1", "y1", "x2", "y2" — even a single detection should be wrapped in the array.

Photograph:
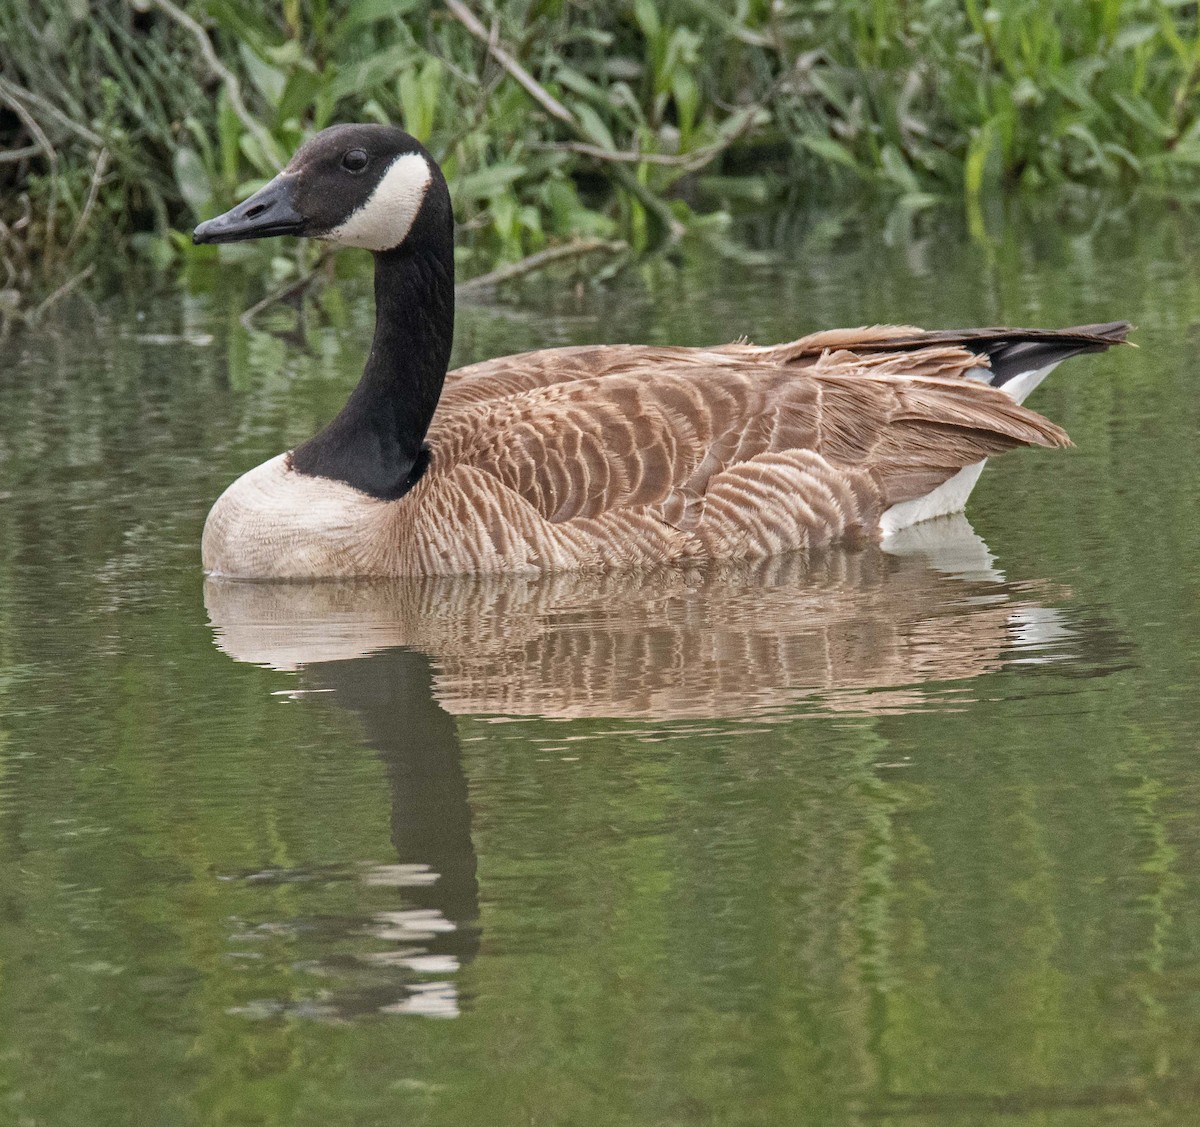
[
  {"x1": 677, "y1": 106, "x2": 763, "y2": 174},
  {"x1": 0, "y1": 84, "x2": 56, "y2": 167},
  {"x1": 66, "y1": 148, "x2": 110, "y2": 257},
  {"x1": 30, "y1": 263, "x2": 94, "y2": 324},
  {"x1": 457, "y1": 238, "x2": 628, "y2": 294},
  {"x1": 531, "y1": 108, "x2": 761, "y2": 175},
  {"x1": 444, "y1": 0, "x2": 575, "y2": 126},
  {"x1": 239, "y1": 251, "x2": 333, "y2": 329},
  {"x1": 0, "y1": 145, "x2": 41, "y2": 166},
  {"x1": 0, "y1": 80, "x2": 60, "y2": 259},
  {"x1": 0, "y1": 76, "x2": 103, "y2": 148},
  {"x1": 534, "y1": 141, "x2": 695, "y2": 166},
  {"x1": 150, "y1": 0, "x2": 284, "y2": 168}
]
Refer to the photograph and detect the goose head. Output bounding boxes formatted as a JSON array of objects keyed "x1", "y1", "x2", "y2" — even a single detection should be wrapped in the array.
[
  {"x1": 193, "y1": 124, "x2": 449, "y2": 253},
  {"x1": 195, "y1": 124, "x2": 457, "y2": 514}
]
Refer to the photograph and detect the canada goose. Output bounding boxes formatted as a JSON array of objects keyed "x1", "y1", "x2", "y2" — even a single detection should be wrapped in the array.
[{"x1": 194, "y1": 124, "x2": 1129, "y2": 579}]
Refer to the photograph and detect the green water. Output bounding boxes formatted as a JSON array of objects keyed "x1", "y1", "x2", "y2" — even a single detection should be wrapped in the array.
[{"x1": 2, "y1": 204, "x2": 1200, "y2": 1126}]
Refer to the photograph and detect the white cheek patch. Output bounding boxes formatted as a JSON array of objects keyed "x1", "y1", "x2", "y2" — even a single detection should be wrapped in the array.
[{"x1": 328, "y1": 152, "x2": 432, "y2": 251}]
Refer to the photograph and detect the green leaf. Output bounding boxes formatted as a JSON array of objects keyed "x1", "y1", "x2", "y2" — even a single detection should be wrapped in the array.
[
  {"x1": 452, "y1": 163, "x2": 527, "y2": 201},
  {"x1": 1112, "y1": 93, "x2": 1172, "y2": 138},
  {"x1": 553, "y1": 65, "x2": 611, "y2": 106},
  {"x1": 696, "y1": 174, "x2": 771, "y2": 203},
  {"x1": 328, "y1": 43, "x2": 415, "y2": 102},
  {"x1": 343, "y1": 0, "x2": 419, "y2": 29},
  {"x1": 807, "y1": 71, "x2": 852, "y2": 115},
  {"x1": 1064, "y1": 121, "x2": 1113, "y2": 175},
  {"x1": 173, "y1": 146, "x2": 212, "y2": 215},
  {"x1": 880, "y1": 144, "x2": 920, "y2": 193},
  {"x1": 575, "y1": 103, "x2": 617, "y2": 151},
  {"x1": 1114, "y1": 22, "x2": 1158, "y2": 50},
  {"x1": 215, "y1": 93, "x2": 242, "y2": 186},
  {"x1": 672, "y1": 69, "x2": 700, "y2": 141},
  {"x1": 964, "y1": 120, "x2": 996, "y2": 200},
  {"x1": 238, "y1": 42, "x2": 285, "y2": 106},
  {"x1": 633, "y1": 0, "x2": 661, "y2": 42},
  {"x1": 799, "y1": 135, "x2": 861, "y2": 171},
  {"x1": 1046, "y1": 70, "x2": 1101, "y2": 114},
  {"x1": 399, "y1": 57, "x2": 443, "y2": 142},
  {"x1": 276, "y1": 67, "x2": 325, "y2": 124},
  {"x1": 1102, "y1": 141, "x2": 1142, "y2": 174},
  {"x1": 238, "y1": 131, "x2": 276, "y2": 177}
]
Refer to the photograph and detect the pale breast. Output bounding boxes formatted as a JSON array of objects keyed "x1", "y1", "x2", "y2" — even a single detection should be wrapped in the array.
[{"x1": 202, "y1": 454, "x2": 403, "y2": 579}]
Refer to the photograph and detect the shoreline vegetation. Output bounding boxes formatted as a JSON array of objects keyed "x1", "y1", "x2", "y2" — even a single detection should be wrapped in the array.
[{"x1": 2, "y1": 0, "x2": 1200, "y2": 325}]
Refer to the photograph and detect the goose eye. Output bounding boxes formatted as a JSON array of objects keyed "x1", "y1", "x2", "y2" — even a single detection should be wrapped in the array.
[{"x1": 341, "y1": 149, "x2": 369, "y2": 173}]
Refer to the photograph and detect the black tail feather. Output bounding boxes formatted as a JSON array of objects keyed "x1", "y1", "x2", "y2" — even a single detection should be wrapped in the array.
[
  {"x1": 848, "y1": 321, "x2": 1132, "y2": 388},
  {"x1": 978, "y1": 322, "x2": 1132, "y2": 388}
]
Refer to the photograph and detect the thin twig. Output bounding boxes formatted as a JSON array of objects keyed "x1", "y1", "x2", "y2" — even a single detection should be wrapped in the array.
[
  {"x1": 444, "y1": 0, "x2": 575, "y2": 126},
  {"x1": 531, "y1": 106, "x2": 761, "y2": 175},
  {"x1": 150, "y1": 0, "x2": 284, "y2": 168},
  {"x1": 677, "y1": 107, "x2": 763, "y2": 174},
  {"x1": 0, "y1": 88, "x2": 55, "y2": 165},
  {"x1": 65, "y1": 147, "x2": 110, "y2": 257},
  {"x1": 457, "y1": 238, "x2": 628, "y2": 294},
  {"x1": 0, "y1": 145, "x2": 41, "y2": 165},
  {"x1": 0, "y1": 76, "x2": 104, "y2": 148},
  {"x1": 0, "y1": 244, "x2": 16, "y2": 291},
  {"x1": 239, "y1": 253, "x2": 332, "y2": 329},
  {"x1": 446, "y1": 2, "x2": 693, "y2": 241},
  {"x1": 0, "y1": 81, "x2": 60, "y2": 261},
  {"x1": 591, "y1": 155, "x2": 688, "y2": 239},
  {"x1": 30, "y1": 263, "x2": 94, "y2": 324},
  {"x1": 445, "y1": 0, "x2": 684, "y2": 239},
  {"x1": 533, "y1": 141, "x2": 699, "y2": 166}
]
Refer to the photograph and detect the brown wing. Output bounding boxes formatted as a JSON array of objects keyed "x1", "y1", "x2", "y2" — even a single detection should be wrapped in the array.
[
  {"x1": 428, "y1": 363, "x2": 1068, "y2": 531},
  {"x1": 437, "y1": 327, "x2": 963, "y2": 413},
  {"x1": 439, "y1": 322, "x2": 1130, "y2": 413},
  {"x1": 437, "y1": 325, "x2": 979, "y2": 413},
  {"x1": 438, "y1": 343, "x2": 749, "y2": 411}
]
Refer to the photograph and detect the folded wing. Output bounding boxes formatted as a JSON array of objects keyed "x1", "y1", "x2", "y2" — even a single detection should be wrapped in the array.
[{"x1": 430, "y1": 362, "x2": 1068, "y2": 538}]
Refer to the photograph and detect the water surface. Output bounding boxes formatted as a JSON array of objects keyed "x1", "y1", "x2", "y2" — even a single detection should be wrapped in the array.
[{"x1": 2, "y1": 205, "x2": 1200, "y2": 1125}]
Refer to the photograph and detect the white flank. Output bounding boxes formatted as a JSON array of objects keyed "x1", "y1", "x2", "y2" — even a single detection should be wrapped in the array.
[
  {"x1": 328, "y1": 152, "x2": 431, "y2": 251},
  {"x1": 998, "y1": 360, "x2": 1061, "y2": 405},
  {"x1": 879, "y1": 358, "x2": 1065, "y2": 537},
  {"x1": 880, "y1": 460, "x2": 987, "y2": 538}
]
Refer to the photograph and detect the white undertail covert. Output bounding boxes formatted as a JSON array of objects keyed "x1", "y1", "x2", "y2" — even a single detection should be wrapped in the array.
[{"x1": 879, "y1": 359, "x2": 1064, "y2": 539}]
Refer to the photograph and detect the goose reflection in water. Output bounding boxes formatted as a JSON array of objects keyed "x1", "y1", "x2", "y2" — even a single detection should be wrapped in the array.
[
  {"x1": 204, "y1": 516, "x2": 1097, "y2": 1019},
  {"x1": 219, "y1": 647, "x2": 478, "y2": 1021}
]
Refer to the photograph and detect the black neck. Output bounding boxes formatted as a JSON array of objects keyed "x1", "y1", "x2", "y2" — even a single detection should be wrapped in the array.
[{"x1": 291, "y1": 218, "x2": 455, "y2": 500}]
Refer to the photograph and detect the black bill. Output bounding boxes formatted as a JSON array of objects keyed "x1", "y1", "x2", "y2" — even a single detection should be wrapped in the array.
[{"x1": 193, "y1": 175, "x2": 304, "y2": 245}]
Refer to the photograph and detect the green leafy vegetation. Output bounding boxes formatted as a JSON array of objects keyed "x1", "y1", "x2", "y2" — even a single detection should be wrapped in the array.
[{"x1": 3, "y1": 0, "x2": 1200, "y2": 311}]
